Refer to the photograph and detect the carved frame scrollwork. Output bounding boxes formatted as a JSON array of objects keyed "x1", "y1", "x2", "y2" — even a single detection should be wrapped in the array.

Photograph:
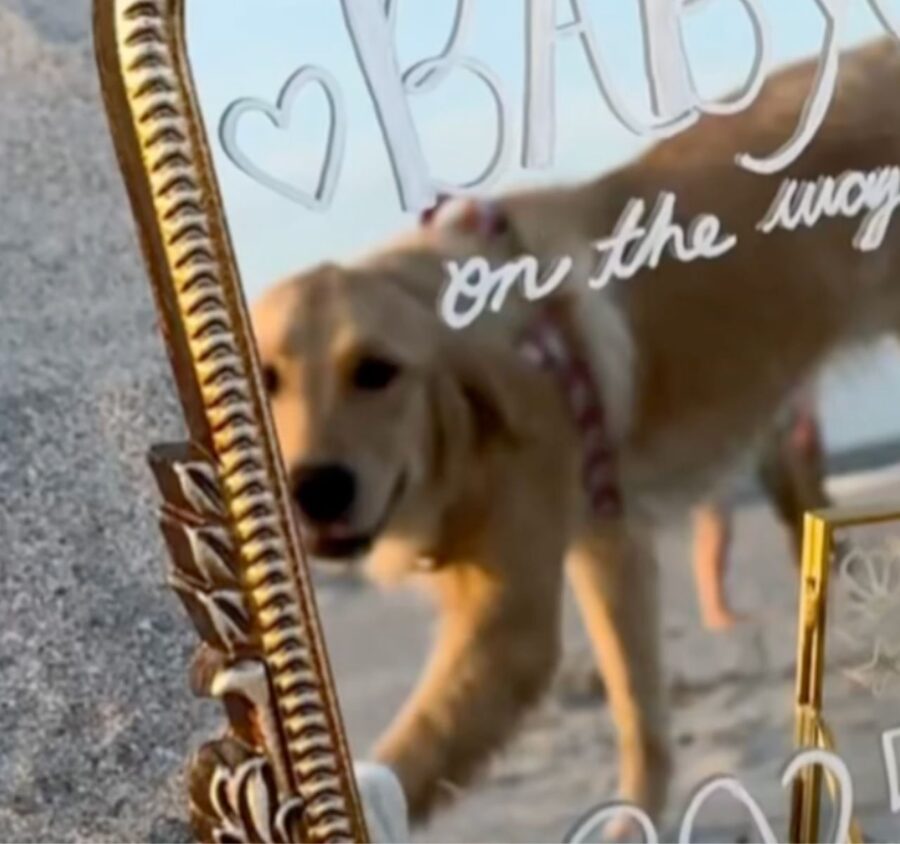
[{"x1": 92, "y1": 2, "x2": 369, "y2": 841}]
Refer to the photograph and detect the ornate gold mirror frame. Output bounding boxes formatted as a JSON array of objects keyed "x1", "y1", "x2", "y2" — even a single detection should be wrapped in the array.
[{"x1": 92, "y1": 1, "x2": 369, "y2": 841}]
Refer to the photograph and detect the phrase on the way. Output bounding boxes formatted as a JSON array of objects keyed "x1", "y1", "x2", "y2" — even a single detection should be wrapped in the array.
[{"x1": 440, "y1": 165, "x2": 900, "y2": 330}]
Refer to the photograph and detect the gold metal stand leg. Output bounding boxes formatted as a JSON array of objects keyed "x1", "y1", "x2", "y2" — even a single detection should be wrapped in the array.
[{"x1": 790, "y1": 514, "x2": 831, "y2": 843}]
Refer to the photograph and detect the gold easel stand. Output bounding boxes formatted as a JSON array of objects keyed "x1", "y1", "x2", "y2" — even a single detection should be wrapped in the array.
[{"x1": 789, "y1": 504, "x2": 900, "y2": 843}]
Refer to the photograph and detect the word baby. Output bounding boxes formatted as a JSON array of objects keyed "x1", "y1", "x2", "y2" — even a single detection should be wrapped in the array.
[
  {"x1": 335, "y1": 0, "x2": 900, "y2": 212},
  {"x1": 440, "y1": 192, "x2": 735, "y2": 330}
]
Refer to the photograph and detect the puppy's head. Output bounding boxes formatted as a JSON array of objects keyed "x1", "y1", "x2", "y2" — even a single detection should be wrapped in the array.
[{"x1": 251, "y1": 210, "x2": 525, "y2": 563}]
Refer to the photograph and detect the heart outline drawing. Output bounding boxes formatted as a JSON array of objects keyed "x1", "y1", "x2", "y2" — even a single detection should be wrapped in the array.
[{"x1": 219, "y1": 65, "x2": 347, "y2": 211}]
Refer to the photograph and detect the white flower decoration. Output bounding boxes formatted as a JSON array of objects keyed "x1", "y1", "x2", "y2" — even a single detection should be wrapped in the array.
[{"x1": 836, "y1": 543, "x2": 900, "y2": 699}]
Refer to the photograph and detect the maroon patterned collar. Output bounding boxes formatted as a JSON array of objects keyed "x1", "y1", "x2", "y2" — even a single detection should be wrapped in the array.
[{"x1": 519, "y1": 302, "x2": 623, "y2": 519}]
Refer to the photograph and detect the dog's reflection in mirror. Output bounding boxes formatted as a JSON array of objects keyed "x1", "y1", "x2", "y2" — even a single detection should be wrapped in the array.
[{"x1": 188, "y1": 1, "x2": 900, "y2": 838}]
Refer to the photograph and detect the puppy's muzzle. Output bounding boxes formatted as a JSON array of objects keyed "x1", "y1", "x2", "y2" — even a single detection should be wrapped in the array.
[{"x1": 289, "y1": 463, "x2": 407, "y2": 562}]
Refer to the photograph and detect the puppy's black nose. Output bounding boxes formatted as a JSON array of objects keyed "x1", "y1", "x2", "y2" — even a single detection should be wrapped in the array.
[{"x1": 292, "y1": 463, "x2": 356, "y2": 524}]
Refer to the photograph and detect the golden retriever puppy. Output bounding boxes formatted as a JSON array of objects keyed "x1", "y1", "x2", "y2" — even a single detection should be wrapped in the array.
[{"x1": 251, "y1": 39, "x2": 900, "y2": 826}]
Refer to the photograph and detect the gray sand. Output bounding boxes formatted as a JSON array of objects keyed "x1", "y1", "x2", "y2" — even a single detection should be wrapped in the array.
[{"x1": 1, "y1": 4, "x2": 899, "y2": 842}]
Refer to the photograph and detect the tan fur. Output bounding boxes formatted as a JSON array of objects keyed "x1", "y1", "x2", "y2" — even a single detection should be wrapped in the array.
[{"x1": 252, "y1": 39, "x2": 900, "y2": 825}]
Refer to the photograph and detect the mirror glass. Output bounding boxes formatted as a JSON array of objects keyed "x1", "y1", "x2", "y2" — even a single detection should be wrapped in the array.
[
  {"x1": 186, "y1": 3, "x2": 900, "y2": 840},
  {"x1": 819, "y1": 513, "x2": 900, "y2": 843}
]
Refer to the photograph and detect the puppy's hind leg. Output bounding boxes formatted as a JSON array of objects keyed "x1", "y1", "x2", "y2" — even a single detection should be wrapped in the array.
[
  {"x1": 756, "y1": 409, "x2": 830, "y2": 562},
  {"x1": 566, "y1": 519, "x2": 671, "y2": 820}
]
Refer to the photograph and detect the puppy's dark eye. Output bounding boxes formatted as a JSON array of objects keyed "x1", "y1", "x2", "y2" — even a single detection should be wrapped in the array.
[
  {"x1": 261, "y1": 364, "x2": 280, "y2": 396},
  {"x1": 352, "y1": 356, "x2": 400, "y2": 391}
]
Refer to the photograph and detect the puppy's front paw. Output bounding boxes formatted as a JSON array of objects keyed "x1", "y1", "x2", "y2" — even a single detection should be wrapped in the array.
[{"x1": 354, "y1": 761, "x2": 410, "y2": 843}]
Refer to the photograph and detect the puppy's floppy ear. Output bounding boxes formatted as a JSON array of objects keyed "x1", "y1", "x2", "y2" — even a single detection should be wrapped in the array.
[{"x1": 443, "y1": 333, "x2": 531, "y2": 446}]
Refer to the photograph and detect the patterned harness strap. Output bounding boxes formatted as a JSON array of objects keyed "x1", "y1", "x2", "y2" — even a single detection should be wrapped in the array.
[{"x1": 519, "y1": 302, "x2": 623, "y2": 519}]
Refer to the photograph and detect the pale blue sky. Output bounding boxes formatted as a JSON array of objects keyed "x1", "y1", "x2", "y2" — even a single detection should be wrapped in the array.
[{"x1": 184, "y1": 1, "x2": 900, "y2": 449}]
